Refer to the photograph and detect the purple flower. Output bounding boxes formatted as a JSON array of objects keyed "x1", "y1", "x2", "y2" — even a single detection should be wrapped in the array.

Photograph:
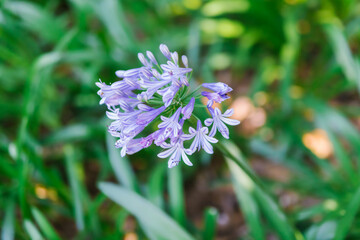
[
  {"x1": 117, "y1": 138, "x2": 146, "y2": 156},
  {"x1": 160, "y1": 44, "x2": 171, "y2": 60},
  {"x1": 106, "y1": 109, "x2": 141, "y2": 135},
  {"x1": 138, "y1": 53, "x2": 151, "y2": 67},
  {"x1": 125, "y1": 138, "x2": 147, "y2": 155},
  {"x1": 171, "y1": 51, "x2": 179, "y2": 65},
  {"x1": 136, "y1": 106, "x2": 165, "y2": 125},
  {"x1": 157, "y1": 84, "x2": 179, "y2": 107},
  {"x1": 115, "y1": 70, "x2": 125, "y2": 78},
  {"x1": 201, "y1": 91, "x2": 229, "y2": 107},
  {"x1": 202, "y1": 82, "x2": 233, "y2": 95},
  {"x1": 116, "y1": 137, "x2": 145, "y2": 157},
  {"x1": 182, "y1": 55, "x2": 188, "y2": 68},
  {"x1": 161, "y1": 61, "x2": 192, "y2": 82},
  {"x1": 185, "y1": 120, "x2": 218, "y2": 154},
  {"x1": 181, "y1": 97, "x2": 195, "y2": 120},
  {"x1": 205, "y1": 108, "x2": 240, "y2": 139},
  {"x1": 158, "y1": 107, "x2": 182, "y2": 139},
  {"x1": 158, "y1": 138, "x2": 193, "y2": 168},
  {"x1": 138, "y1": 79, "x2": 172, "y2": 102},
  {"x1": 147, "y1": 51, "x2": 157, "y2": 65},
  {"x1": 97, "y1": 44, "x2": 240, "y2": 168},
  {"x1": 96, "y1": 80, "x2": 137, "y2": 107},
  {"x1": 202, "y1": 82, "x2": 233, "y2": 107}
]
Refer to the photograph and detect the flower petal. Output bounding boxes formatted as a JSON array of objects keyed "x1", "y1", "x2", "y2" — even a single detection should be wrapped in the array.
[
  {"x1": 223, "y1": 108, "x2": 234, "y2": 117},
  {"x1": 158, "y1": 147, "x2": 176, "y2": 158},
  {"x1": 181, "y1": 151, "x2": 193, "y2": 166},
  {"x1": 204, "y1": 118, "x2": 213, "y2": 126},
  {"x1": 221, "y1": 117, "x2": 240, "y2": 126}
]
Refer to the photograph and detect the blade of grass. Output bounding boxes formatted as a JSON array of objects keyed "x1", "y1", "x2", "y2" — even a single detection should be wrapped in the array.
[
  {"x1": 226, "y1": 158, "x2": 265, "y2": 240},
  {"x1": 307, "y1": 221, "x2": 337, "y2": 240},
  {"x1": 280, "y1": 13, "x2": 299, "y2": 112},
  {"x1": 325, "y1": 24, "x2": 360, "y2": 93},
  {"x1": 31, "y1": 208, "x2": 61, "y2": 240},
  {"x1": 168, "y1": 166, "x2": 186, "y2": 226},
  {"x1": 99, "y1": 182, "x2": 194, "y2": 240},
  {"x1": 65, "y1": 145, "x2": 84, "y2": 231},
  {"x1": 148, "y1": 163, "x2": 166, "y2": 208},
  {"x1": 106, "y1": 133, "x2": 139, "y2": 192},
  {"x1": 90, "y1": 0, "x2": 136, "y2": 50},
  {"x1": 221, "y1": 141, "x2": 295, "y2": 240},
  {"x1": 202, "y1": 207, "x2": 218, "y2": 240},
  {"x1": 4, "y1": 1, "x2": 66, "y2": 43},
  {"x1": 23, "y1": 220, "x2": 44, "y2": 240},
  {"x1": 1, "y1": 199, "x2": 15, "y2": 240},
  {"x1": 335, "y1": 186, "x2": 360, "y2": 240}
]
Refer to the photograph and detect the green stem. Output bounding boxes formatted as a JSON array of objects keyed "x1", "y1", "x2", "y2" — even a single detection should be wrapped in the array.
[{"x1": 215, "y1": 142, "x2": 266, "y2": 192}]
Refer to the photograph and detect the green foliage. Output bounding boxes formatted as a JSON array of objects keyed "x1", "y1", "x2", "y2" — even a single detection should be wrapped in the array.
[{"x1": 1, "y1": 0, "x2": 360, "y2": 239}]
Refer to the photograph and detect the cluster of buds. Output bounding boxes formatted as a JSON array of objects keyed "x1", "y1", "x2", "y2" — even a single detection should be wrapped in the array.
[{"x1": 97, "y1": 44, "x2": 239, "y2": 168}]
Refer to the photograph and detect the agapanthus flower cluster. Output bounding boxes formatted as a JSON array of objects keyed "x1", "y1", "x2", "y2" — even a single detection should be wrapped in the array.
[{"x1": 97, "y1": 44, "x2": 240, "y2": 168}]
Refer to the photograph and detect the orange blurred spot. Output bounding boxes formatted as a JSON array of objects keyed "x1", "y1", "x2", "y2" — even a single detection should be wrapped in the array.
[
  {"x1": 302, "y1": 129, "x2": 333, "y2": 159},
  {"x1": 35, "y1": 184, "x2": 58, "y2": 201},
  {"x1": 124, "y1": 232, "x2": 138, "y2": 240},
  {"x1": 247, "y1": 108, "x2": 266, "y2": 128},
  {"x1": 229, "y1": 97, "x2": 254, "y2": 121},
  {"x1": 35, "y1": 184, "x2": 47, "y2": 199}
]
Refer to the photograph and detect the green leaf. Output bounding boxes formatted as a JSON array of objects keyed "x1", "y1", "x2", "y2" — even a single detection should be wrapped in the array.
[
  {"x1": 221, "y1": 141, "x2": 295, "y2": 240},
  {"x1": 168, "y1": 166, "x2": 186, "y2": 226},
  {"x1": 147, "y1": 164, "x2": 166, "y2": 208},
  {"x1": 335, "y1": 186, "x2": 360, "y2": 240},
  {"x1": 325, "y1": 24, "x2": 360, "y2": 93},
  {"x1": 4, "y1": 1, "x2": 66, "y2": 43},
  {"x1": 202, "y1": 207, "x2": 218, "y2": 240},
  {"x1": 99, "y1": 182, "x2": 194, "y2": 240},
  {"x1": 65, "y1": 145, "x2": 84, "y2": 231},
  {"x1": 1, "y1": 199, "x2": 15, "y2": 240},
  {"x1": 90, "y1": 0, "x2": 135, "y2": 50},
  {"x1": 31, "y1": 208, "x2": 61, "y2": 240},
  {"x1": 306, "y1": 221, "x2": 336, "y2": 240},
  {"x1": 226, "y1": 158, "x2": 264, "y2": 240},
  {"x1": 106, "y1": 133, "x2": 139, "y2": 192},
  {"x1": 23, "y1": 220, "x2": 44, "y2": 240}
]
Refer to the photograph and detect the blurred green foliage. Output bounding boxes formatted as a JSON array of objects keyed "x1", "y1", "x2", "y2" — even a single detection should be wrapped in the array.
[{"x1": 1, "y1": 0, "x2": 360, "y2": 239}]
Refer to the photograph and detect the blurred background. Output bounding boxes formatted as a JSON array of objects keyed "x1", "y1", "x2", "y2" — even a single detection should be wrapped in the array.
[{"x1": 1, "y1": 0, "x2": 360, "y2": 239}]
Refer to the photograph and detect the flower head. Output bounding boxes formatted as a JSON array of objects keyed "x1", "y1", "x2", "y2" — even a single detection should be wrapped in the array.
[
  {"x1": 97, "y1": 44, "x2": 240, "y2": 168},
  {"x1": 202, "y1": 82, "x2": 233, "y2": 107},
  {"x1": 185, "y1": 120, "x2": 218, "y2": 154},
  {"x1": 205, "y1": 108, "x2": 240, "y2": 139}
]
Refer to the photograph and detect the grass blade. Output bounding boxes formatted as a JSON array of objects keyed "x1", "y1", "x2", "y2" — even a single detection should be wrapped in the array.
[
  {"x1": 335, "y1": 186, "x2": 360, "y2": 240},
  {"x1": 90, "y1": 0, "x2": 135, "y2": 50},
  {"x1": 23, "y1": 220, "x2": 44, "y2": 240},
  {"x1": 325, "y1": 24, "x2": 360, "y2": 93},
  {"x1": 168, "y1": 166, "x2": 186, "y2": 226},
  {"x1": 222, "y1": 141, "x2": 295, "y2": 240},
  {"x1": 148, "y1": 164, "x2": 166, "y2": 208},
  {"x1": 226, "y1": 158, "x2": 265, "y2": 240},
  {"x1": 106, "y1": 133, "x2": 139, "y2": 192},
  {"x1": 202, "y1": 207, "x2": 218, "y2": 240},
  {"x1": 99, "y1": 182, "x2": 194, "y2": 240},
  {"x1": 31, "y1": 208, "x2": 61, "y2": 240},
  {"x1": 1, "y1": 199, "x2": 15, "y2": 240},
  {"x1": 65, "y1": 145, "x2": 84, "y2": 231}
]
